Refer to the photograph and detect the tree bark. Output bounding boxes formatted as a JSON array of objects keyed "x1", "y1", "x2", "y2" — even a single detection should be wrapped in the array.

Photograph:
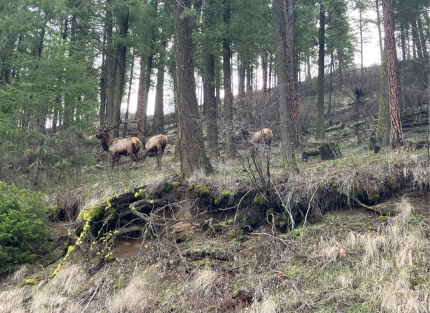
[
  {"x1": 417, "y1": 17, "x2": 429, "y2": 60},
  {"x1": 137, "y1": 33, "x2": 148, "y2": 140},
  {"x1": 284, "y1": 0, "x2": 300, "y2": 146},
  {"x1": 274, "y1": 0, "x2": 298, "y2": 174},
  {"x1": 123, "y1": 52, "x2": 134, "y2": 138},
  {"x1": 382, "y1": 0, "x2": 403, "y2": 147},
  {"x1": 411, "y1": 21, "x2": 423, "y2": 59},
  {"x1": 105, "y1": 0, "x2": 115, "y2": 127},
  {"x1": 262, "y1": 53, "x2": 267, "y2": 94},
  {"x1": 114, "y1": 6, "x2": 129, "y2": 138},
  {"x1": 316, "y1": 1, "x2": 325, "y2": 140},
  {"x1": 153, "y1": 42, "x2": 166, "y2": 135},
  {"x1": 205, "y1": 52, "x2": 219, "y2": 160},
  {"x1": 223, "y1": 0, "x2": 236, "y2": 159},
  {"x1": 174, "y1": 0, "x2": 213, "y2": 177},
  {"x1": 328, "y1": 50, "x2": 333, "y2": 116}
]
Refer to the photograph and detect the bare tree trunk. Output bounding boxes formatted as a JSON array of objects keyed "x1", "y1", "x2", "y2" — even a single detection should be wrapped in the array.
[
  {"x1": 382, "y1": 0, "x2": 403, "y2": 147},
  {"x1": 316, "y1": 0, "x2": 325, "y2": 140},
  {"x1": 105, "y1": 0, "x2": 115, "y2": 127},
  {"x1": 114, "y1": 6, "x2": 129, "y2": 138},
  {"x1": 284, "y1": 0, "x2": 300, "y2": 146},
  {"x1": 174, "y1": 0, "x2": 212, "y2": 177},
  {"x1": 375, "y1": 0, "x2": 390, "y2": 146},
  {"x1": 153, "y1": 42, "x2": 166, "y2": 134},
  {"x1": 274, "y1": 0, "x2": 298, "y2": 174},
  {"x1": 223, "y1": 0, "x2": 236, "y2": 160},
  {"x1": 359, "y1": 7, "x2": 364, "y2": 78},
  {"x1": 411, "y1": 21, "x2": 423, "y2": 59},
  {"x1": 328, "y1": 50, "x2": 333, "y2": 117},
  {"x1": 137, "y1": 36, "x2": 148, "y2": 140},
  {"x1": 417, "y1": 17, "x2": 429, "y2": 60},
  {"x1": 262, "y1": 53, "x2": 267, "y2": 94},
  {"x1": 123, "y1": 52, "x2": 134, "y2": 138},
  {"x1": 205, "y1": 52, "x2": 219, "y2": 160}
]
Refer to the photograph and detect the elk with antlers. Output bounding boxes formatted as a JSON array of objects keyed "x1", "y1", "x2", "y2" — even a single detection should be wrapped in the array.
[{"x1": 96, "y1": 120, "x2": 141, "y2": 169}]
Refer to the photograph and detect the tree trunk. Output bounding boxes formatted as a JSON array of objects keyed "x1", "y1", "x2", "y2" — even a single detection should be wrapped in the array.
[
  {"x1": 417, "y1": 17, "x2": 429, "y2": 60},
  {"x1": 153, "y1": 42, "x2": 166, "y2": 135},
  {"x1": 174, "y1": 0, "x2": 213, "y2": 177},
  {"x1": 137, "y1": 32, "x2": 148, "y2": 140},
  {"x1": 123, "y1": 52, "x2": 134, "y2": 138},
  {"x1": 105, "y1": 0, "x2": 115, "y2": 127},
  {"x1": 359, "y1": 7, "x2": 364, "y2": 78},
  {"x1": 274, "y1": 0, "x2": 298, "y2": 174},
  {"x1": 375, "y1": 0, "x2": 390, "y2": 146},
  {"x1": 382, "y1": 0, "x2": 403, "y2": 147},
  {"x1": 284, "y1": 0, "x2": 300, "y2": 146},
  {"x1": 411, "y1": 21, "x2": 423, "y2": 59},
  {"x1": 238, "y1": 55, "x2": 246, "y2": 118},
  {"x1": 316, "y1": 1, "x2": 325, "y2": 140},
  {"x1": 114, "y1": 6, "x2": 129, "y2": 138},
  {"x1": 205, "y1": 52, "x2": 219, "y2": 160},
  {"x1": 223, "y1": 0, "x2": 236, "y2": 160},
  {"x1": 328, "y1": 50, "x2": 333, "y2": 117},
  {"x1": 262, "y1": 53, "x2": 267, "y2": 94}
]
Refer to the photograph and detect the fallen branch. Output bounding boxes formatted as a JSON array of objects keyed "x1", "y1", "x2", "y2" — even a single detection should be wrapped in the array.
[{"x1": 350, "y1": 194, "x2": 398, "y2": 216}]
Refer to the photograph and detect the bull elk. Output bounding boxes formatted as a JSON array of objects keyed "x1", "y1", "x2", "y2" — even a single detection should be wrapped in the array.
[
  {"x1": 96, "y1": 120, "x2": 141, "y2": 169},
  {"x1": 141, "y1": 134, "x2": 168, "y2": 168}
]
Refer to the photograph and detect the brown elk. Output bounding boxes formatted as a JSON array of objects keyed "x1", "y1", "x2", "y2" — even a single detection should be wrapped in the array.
[
  {"x1": 242, "y1": 127, "x2": 273, "y2": 146},
  {"x1": 141, "y1": 134, "x2": 168, "y2": 168},
  {"x1": 96, "y1": 120, "x2": 141, "y2": 169}
]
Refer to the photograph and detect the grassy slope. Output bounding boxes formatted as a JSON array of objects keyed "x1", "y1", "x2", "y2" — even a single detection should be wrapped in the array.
[{"x1": 0, "y1": 121, "x2": 429, "y2": 312}]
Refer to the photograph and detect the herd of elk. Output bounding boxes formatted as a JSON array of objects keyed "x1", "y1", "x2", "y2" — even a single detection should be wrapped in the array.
[{"x1": 96, "y1": 120, "x2": 168, "y2": 169}]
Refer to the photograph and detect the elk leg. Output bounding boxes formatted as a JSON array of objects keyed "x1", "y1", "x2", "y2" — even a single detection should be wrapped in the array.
[{"x1": 142, "y1": 150, "x2": 150, "y2": 164}]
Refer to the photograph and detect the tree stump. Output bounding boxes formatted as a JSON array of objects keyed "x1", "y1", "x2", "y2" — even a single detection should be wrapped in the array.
[{"x1": 319, "y1": 142, "x2": 341, "y2": 160}]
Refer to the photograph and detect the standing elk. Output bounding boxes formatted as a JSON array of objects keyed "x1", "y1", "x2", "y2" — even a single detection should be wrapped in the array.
[
  {"x1": 141, "y1": 134, "x2": 168, "y2": 168},
  {"x1": 96, "y1": 120, "x2": 141, "y2": 169}
]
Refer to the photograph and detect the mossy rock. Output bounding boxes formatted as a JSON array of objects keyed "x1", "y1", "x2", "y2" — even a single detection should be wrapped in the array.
[{"x1": 319, "y1": 142, "x2": 342, "y2": 160}]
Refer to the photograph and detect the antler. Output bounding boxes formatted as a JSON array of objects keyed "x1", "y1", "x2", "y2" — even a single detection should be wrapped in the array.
[
  {"x1": 136, "y1": 119, "x2": 161, "y2": 136},
  {"x1": 98, "y1": 119, "x2": 122, "y2": 132}
]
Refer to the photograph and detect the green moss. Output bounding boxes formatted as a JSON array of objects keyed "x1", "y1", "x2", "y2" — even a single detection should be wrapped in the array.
[
  {"x1": 28, "y1": 254, "x2": 39, "y2": 263},
  {"x1": 172, "y1": 181, "x2": 181, "y2": 187},
  {"x1": 214, "y1": 197, "x2": 221, "y2": 205},
  {"x1": 189, "y1": 183, "x2": 196, "y2": 190},
  {"x1": 25, "y1": 279, "x2": 39, "y2": 285},
  {"x1": 367, "y1": 187, "x2": 379, "y2": 204},
  {"x1": 352, "y1": 186, "x2": 364, "y2": 198},
  {"x1": 242, "y1": 214, "x2": 248, "y2": 223},
  {"x1": 254, "y1": 195, "x2": 265, "y2": 206},
  {"x1": 232, "y1": 289, "x2": 241, "y2": 297},
  {"x1": 213, "y1": 223, "x2": 223, "y2": 231},
  {"x1": 91, "y1": 206, "x2": 104, "y2": 221},
  {"x1": 165, "y1": 184, "x2": 173, "y2": 192},
  {"x1": 192, "y1": 257, "x2": 212, "y2": 266},
  {"x1": 266, "y1": 208, "x2": 274, "y2": 218},
  {"x1": 228, "y1": 230, "x2": 235, "y2": 239},
  {"x1": 134, "y1": 189, "x2": 146, "y2": 199},
  {"x1": 195, "y1": 184, "x2": 210, "y2": 195},
  {"x1": 221, "y1": 190, "x2": 231, "y2": 197}
]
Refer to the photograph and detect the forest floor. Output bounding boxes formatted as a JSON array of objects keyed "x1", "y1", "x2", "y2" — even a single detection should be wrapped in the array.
[{"x1": 1, "y1": 112, "x2": 429, "y2": 312}]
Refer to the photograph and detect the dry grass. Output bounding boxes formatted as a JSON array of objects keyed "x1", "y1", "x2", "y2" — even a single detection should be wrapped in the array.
[
  {"x1": 48, "y1": 263, "x2": 89, "y2": 296},
  {"x1": 30, "y1": 291, "x2": 83, "y2": 313},
  {"x1": 0, "y1": 289, "x2": 26, "y2": 313},
  {"x1": 111, "y1": 266, "x2": 159, "y2": 313}
]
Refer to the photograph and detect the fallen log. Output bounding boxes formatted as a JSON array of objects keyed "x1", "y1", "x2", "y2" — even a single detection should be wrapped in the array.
[
  {"x1": 350, "y1": 194, "x2": 399, "y2": 216},
  {"x1": 302, "y1": 150, "x2": 320, "y2": 162}
]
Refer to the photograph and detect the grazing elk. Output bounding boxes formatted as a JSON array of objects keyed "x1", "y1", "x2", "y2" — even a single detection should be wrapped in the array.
[
  {"x1": 141, "y1": 134, "x2": 168, "y2": 168},
  {"x1": 96, "y1": 120, "x2": 141, "y2": 169}
]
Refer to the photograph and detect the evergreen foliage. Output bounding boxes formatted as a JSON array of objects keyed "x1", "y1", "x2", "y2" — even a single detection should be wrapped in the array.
[{"x1": 0, "y1": 182, "x2": 49, "y2": 273}]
